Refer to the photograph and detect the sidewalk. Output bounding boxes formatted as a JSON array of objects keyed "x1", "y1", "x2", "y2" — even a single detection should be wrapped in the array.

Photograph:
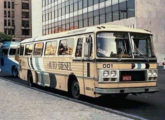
[{"x1": 0, "y1": 77, "x2": 132, "y2": 120}]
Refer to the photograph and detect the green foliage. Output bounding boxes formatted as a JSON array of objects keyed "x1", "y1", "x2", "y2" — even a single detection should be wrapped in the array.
[{"x1": 0, "y1": 32, "x2": 12, "y2": 42}]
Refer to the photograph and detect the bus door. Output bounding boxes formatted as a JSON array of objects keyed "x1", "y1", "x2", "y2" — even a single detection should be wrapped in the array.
[
  {"x1": 74, "y1": 37, "x2": 85, "y2": 94},
  {"x1": 83, "y1": 34, "x2": 95, "y2": 96},
  {"x1": 32, "y1": 42, "x2": 45, "y2": 86}
]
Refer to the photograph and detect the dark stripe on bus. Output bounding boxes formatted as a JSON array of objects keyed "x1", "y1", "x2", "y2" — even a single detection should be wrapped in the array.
[{"x1": 87, "y1": 63, "x2": 90, "y2": 77}]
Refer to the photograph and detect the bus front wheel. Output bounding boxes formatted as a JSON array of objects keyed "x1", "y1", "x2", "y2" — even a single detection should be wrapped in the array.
[
  {"x1": 12, "y1": 67, "x2": 18, "y2": 78},
  {"x1": 71, "y1": 80, "x2": 80, "y2": 99}
]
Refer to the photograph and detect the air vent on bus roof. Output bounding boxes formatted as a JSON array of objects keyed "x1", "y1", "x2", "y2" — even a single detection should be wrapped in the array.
[{"x1": 97, "y1": 26, "x2": 106, "y2": 29}]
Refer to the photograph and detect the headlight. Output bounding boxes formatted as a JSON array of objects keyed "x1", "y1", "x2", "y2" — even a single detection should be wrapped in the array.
[
  {"x1": 147, "y1": 69, "x2": 158, "y2": 81},
  {"x1": 103, "y1": 70, "x2": 110, "y2": 77},
  {"x1": 111, "y1": 71, "x2": 117, "y2": 78},
  {"x1": 99, "y1": 70, "x2": 119, "y2": 82},
  {"x1": 152, "y1": 70, "x2": 158, "y2": 77}
]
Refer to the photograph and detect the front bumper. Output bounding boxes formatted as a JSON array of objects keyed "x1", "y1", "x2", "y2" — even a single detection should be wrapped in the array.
[{"x1": 95, "y1": 86, "x2": 159, "y2": 94}]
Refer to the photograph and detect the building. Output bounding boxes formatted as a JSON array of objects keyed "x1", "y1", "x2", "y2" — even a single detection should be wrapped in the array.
[
  {"x1": 32, "y1": 0, "x2": 165, "y2": 62},
  {"x1": 0, "y1": 0, "x2": 32, "y2": 41}
]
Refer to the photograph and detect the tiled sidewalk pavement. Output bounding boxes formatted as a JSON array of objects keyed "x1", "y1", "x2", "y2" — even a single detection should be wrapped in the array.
[{"x1": 0, "y1": 78, "x2": 132, "y2": 120}]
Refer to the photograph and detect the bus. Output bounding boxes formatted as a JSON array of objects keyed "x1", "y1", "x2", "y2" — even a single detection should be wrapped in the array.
[
  {"x1": 18, "y1": 25, "x2": 158, "y2": 99},
  {"x1": 0, "y1": 41, "x2": 19, "y2": 77}
]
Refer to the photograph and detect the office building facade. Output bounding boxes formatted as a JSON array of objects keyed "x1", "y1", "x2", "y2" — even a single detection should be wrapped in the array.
[
  {"x1": 0, "y1": 0, "x2": 32, "y2": 41},
  {"x1": 42, "y1": 0, "x2": 135, "y2": 35},
  {"x1": 32, "y1": 0, "x2": 165, "y2": 62}
]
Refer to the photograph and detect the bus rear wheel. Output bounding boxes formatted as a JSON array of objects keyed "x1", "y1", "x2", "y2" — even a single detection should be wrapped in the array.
[
  {"x1": 71, "y1": 80, "x2": 80, "y2": 99},
  {"x1": 27, "y1": 72, "x2": 33, "y2": 87},
  {"x1": 12, "y1": 67, "x2": 18, "y2": 78}
]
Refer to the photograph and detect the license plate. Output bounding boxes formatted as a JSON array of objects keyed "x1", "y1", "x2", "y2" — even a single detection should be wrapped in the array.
[{"x1": 122, "y1": 75, "x2": 132, "y2": 81}]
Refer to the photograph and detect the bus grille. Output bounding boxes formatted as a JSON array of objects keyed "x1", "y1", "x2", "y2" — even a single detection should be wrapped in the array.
[{"x1": 120, "y1": 71, "x2": 146, "y2": 82}]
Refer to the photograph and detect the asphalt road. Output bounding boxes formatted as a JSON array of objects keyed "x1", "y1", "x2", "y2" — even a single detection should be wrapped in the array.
[
  {"x1": 85, "y1": 70, "x2": 165, "y2": 120},
  {"x1": 1, "y1": 70, "x2": 165, "y2": 120}
]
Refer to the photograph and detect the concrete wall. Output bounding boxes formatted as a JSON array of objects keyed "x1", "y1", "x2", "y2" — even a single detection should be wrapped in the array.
[
  {"x1": 135, "y1": 0, "x2": 165, "y2": 62},
  {"x1": 0, "y1": 0, "x2": 4, "y2": 33},
  {"x1": 108, "y1": 17, "x2": 136, "y2": 28},
  {"x1": 32, "y1": 0, "x2": 42, "y2": 38}
]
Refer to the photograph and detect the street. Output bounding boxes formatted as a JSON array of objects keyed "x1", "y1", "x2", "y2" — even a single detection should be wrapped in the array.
[{"x1": 0, "y1": 70, "x2": 165, "y2": 120}]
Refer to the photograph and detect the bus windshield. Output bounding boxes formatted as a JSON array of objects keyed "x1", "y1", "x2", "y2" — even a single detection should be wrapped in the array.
[
  {"x1": 97, "y1": 32, "x2": 131, "y2": 58},
  {"x1": 131, "y1": 33, "x2": 155, "y2": 58},
  {"x1": 97, "y1": 32, "x2": 155, "y2": 58}
]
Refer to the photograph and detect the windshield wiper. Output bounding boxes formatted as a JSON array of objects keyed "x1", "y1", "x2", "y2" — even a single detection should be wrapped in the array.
[{"x1": 133, "y1": 45, "x2": 149, "y2": 61}]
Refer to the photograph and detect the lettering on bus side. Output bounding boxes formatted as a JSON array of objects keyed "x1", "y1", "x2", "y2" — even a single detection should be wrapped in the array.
[{"x1": 48, "y1": 62, "x2": 72, "y2": 71}]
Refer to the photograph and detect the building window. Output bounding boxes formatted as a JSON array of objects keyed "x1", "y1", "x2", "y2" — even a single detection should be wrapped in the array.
[
  {"x1": 12, "y1": 20, "x2": 15, "y2": 26},
  {"x1": 4, "y1": 1, "x2": 7, "y2": 8},
  {"x1": 12, "y1": 2, "x2": 15, "y2": 9},
  {"x1": 128, "y1": 0, "x2": 135, "y2": 17},
  {"x1": 8, "y1": 20, "x2": 11, "y2": 26},
  {"x1": 4, "y1": 29, "x2": 7, "y2": 34},
  {"x1": 8, "y1": 11, "x2": 10, "y2": 17},
  {"x1": 4, "y1": 11, "x2": 7, "y2": 17},
  {"x1": 22, "y1": 29, "x2": 30, "y2": 35},
  {"x1": 8, "y1": 2, "x2": 10, "y2": 8},
  {"x1": 22, "y1": 20, "x2": 29, "y2": 27},
  {"x1": 22, "y1": 12, "x2": 29, "y2": 18},
  {"x1": 22, "y1": 3, "x2": 29, "y2": 9},
  {"x1": 4, "y1": 20, "x2": 7, "y2": 26}
]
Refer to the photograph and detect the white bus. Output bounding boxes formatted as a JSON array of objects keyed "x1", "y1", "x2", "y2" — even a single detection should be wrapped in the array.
[{"x1": 18, "y1": 25, "x2": 158, "y2": 99}]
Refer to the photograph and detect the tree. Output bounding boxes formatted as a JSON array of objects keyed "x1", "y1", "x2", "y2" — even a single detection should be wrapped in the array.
[{"x1": 0, "y1": 32, "x2": 12, "y2": 42}]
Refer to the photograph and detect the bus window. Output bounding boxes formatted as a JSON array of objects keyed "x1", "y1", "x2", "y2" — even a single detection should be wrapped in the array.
[
  {"x1": 45, "y1": 41, "x2": 57, "y2": 56},
  {"x1": 25, "y1": 44, "x2": 33, "y2": 56},
  {"x1": 58, "y1": 39, "x2": 74, "y2": 55},
  {"x1": 33, "y1": 42, "x2": 43, "y2": 56},
  {"x1": 2, "y1": 49, "x2": 8, "y2": 56},
  {"x1": 9, "y1": 48, "x2": 16, "y2": 55},
  {"x1": 75, "y1": 38, "x2": 83, "y2": 57},
  {"x1": 20, "y1": 44, "x2": 24, "y2": 56}
]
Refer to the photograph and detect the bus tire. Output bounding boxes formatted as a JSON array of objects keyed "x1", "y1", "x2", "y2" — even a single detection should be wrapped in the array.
[
  {"x1": 27, "y1": 71, "x2": 33, "y2": 87},
  {"x1": 71, "y1": 80, "x2": 80, "y2": 99},
  {"x1": 12, "y1": 67, "x2": 18, "y2": 78}
]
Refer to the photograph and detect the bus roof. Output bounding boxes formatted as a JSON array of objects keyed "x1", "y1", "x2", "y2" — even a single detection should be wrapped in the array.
[
  {"x1": 21, "y1": 25, "x2": 151, "y2": 44},
  {"x1": 0, "y1": 41, "x2": 20, "y2": 49}
]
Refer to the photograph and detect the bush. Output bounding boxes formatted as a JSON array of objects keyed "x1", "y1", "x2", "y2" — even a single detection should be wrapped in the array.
[{"x1": 0, "y1": 32, "x2": 12, "y2": 42}]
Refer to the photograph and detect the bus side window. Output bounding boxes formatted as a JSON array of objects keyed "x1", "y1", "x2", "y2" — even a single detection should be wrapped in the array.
[
  {"x1": 9, "y1": 48, "x2": 16, "y2": 56},
  {"x1": 25, "y1": 44, "x2": 33, "y2": 56},
  {"x1": 58, "y1": 39, "x2": 74, "y2": 55},
  {"x1": 75, "y1": 38, "x2": 83, "y2": 57},
  {"x1": 20, "y1": 44, "x2": 24, "y2": 56},
  {"x1": 2, "y1": 49, "x2": 8, "y2": 56},
  {"x1": 45, "y1": 41, "x2": 57, "y2": 56},
  {"x1": 33, "y1": 43, "x2": 43, "y2": 56}
]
